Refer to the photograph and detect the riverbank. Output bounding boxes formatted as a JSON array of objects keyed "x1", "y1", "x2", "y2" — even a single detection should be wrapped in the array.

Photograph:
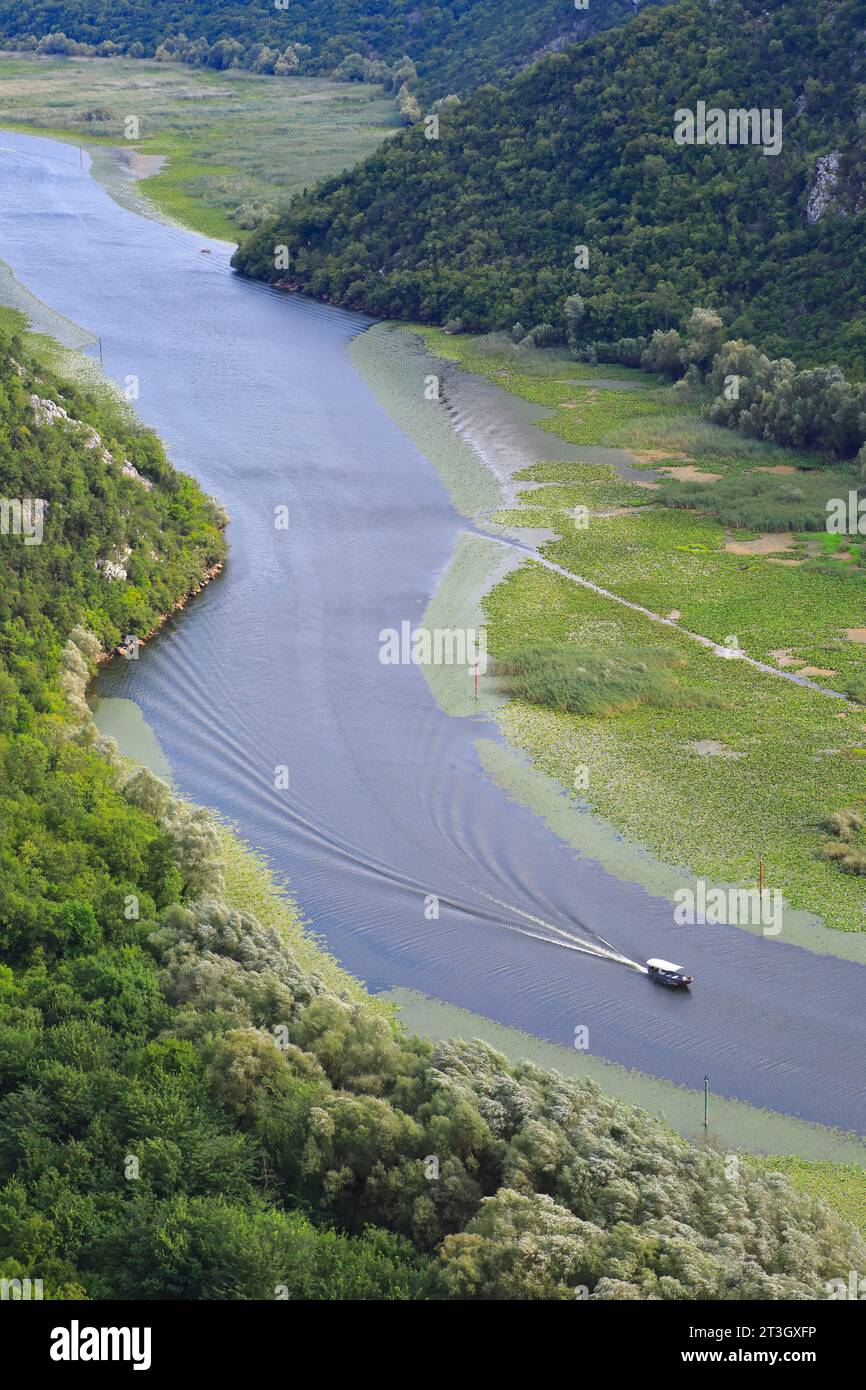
[
  {"x1": 351, "y1": 321, "x2": 866, "y2": 942},
  {"x1": 93, "y1": 681, "x2": 866, "y2": 1176},
  {"x1": 92, "y1": 692, "x2": 393, "y2": 1013},
  {"x1": 96, "y1": 559, "x2": 226, "y2": 663},
  {"x1": 348, "y1": 320, "x2": 866, "y2": 1186},
  {"x1": 3, "y1": 62, "x2": 866, "y2": 1304},
  {"x1": 0, "y1": 267, "x2": 383, "y2": 1021},
  {"x1": 0, "y1": 53, "x2": 398, "y2": 238},
  {"x1": 385, "y1": 988, "x2": 866, "y2": 1184}
]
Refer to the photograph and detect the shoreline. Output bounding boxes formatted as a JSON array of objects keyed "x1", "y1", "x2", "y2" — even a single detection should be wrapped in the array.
[
  {"x1": 66, "y1": 307, "x2": 865, "y2": 1161},
  {"x1": 0, "y1": 245, "x2": 374, "y2": 1018},
  {"x1": 3, "y1": 87, "x2": 865, "y2": 1298},
  {"x1": 96, "y1": 558, "x2": 226, "y2": 663},
  {"x1": 384, "y1": 987, "x2": 866, "y2": 1168},
  {"x1": 0, "y1": 119, "x2": 236, "y2": 241},
  {"x1": 90, "y1": 685, "x2": 866, "y2": 1168},
  {"x1": 348, "y1": 322, "x2": 866, "y2": 966},
  {"x1": 6, "y1": 205, "x2": 856, "y2": 1152}
]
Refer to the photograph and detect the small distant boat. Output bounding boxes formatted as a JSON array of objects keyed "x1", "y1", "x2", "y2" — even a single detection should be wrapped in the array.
[
  {"x1": 646, "y1": 958, "x2": 693, "y2": 990},
  {"x1": 200, "y1": 249, "x2": 211, "y2": 255}
]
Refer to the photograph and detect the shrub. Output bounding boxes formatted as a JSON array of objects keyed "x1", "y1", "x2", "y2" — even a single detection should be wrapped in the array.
[
  {"x1": 680, "y1": 308, "x2": 724, "y2": 371},
  {"x1": 614, "y1": 336, "x2": 647, "y2": 368},
  {"x1": 845, "y1": 674, "x2": 866, "y2": 705},
  {"x1": 821, "y1": 841, "x2": 850, "y2": 861},
  {"x1": 564, "y1": 295, "x2": 585, "y2": 350},
  {"x1": 658, "y1": 469, "x2": 857, "y2": 533},
  {"x1": 492, "y1": 644, "x2": 722, "y2": 717},
  {"x1": 641, "y1": 329, "x2": 682, "y2": 378},
  {"x1": 523, "y1": 322, "x2": 559, "y2": 349},
  {"x1": 707, "y1": 343, "x2": 866, "y2": 457},
  {"x1": 396, "y1": 82, "x2": 422, "y2": 125},
  {"x1": 819, "y1": 809, "x2": 864, "y2": 841}
]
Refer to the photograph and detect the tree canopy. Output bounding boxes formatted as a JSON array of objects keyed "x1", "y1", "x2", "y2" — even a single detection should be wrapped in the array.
[
  {"x1": 0, "y1": 0, "x2": 661, "y2": 100},
  {"x1": 233, "y1": 0, "x2": 866, "y2": 377}
]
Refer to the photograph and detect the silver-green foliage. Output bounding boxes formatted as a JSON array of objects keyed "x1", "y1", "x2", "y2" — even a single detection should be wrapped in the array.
[{"x1": 142, "y1": 894, "x2": 866, "y2": 1297}]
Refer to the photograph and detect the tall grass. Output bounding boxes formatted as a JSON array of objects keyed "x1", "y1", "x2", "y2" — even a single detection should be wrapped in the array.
[
  {"x1": 493, "y1": 644, "x2": 724, "y2": 716},
  {"x1": 659, "y1": 469, "x2": 859, "y2": 532},
  {"x1": 0, "y1": 56, "x2": 398, "y2": 239}
]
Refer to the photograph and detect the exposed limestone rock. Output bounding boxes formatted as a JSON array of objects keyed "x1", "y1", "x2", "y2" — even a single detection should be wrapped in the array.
[
  {"x1": 30, "y1": 394, "x2": 153, "y2": 490},
  {"x1": 30, "y1": 393, "x2": 70, "y2": 427},
  {"x1": 95, "y1": 545, "x2": 132, "y2": 581},
  {"x1": 805, "y1": 151, "x2": 840, "y2": 224},
  {"x1": 121, "y1": 460, "x2": 153, "y2": 490}
]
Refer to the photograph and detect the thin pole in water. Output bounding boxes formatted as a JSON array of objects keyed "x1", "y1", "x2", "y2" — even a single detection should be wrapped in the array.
[
  {"x1": 474, "y1": 666, "x2": 478, "y2": 700},
  {"x1": 98, "y1": 337, "x2": 103, "y2": 366},
  {"x1": 703, "y1": 1075, "x2": 709, "y2": 1130}
]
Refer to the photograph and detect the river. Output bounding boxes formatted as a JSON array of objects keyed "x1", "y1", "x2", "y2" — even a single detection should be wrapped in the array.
[{"x1": 2, "y1": 129, "x2": 865, "y2": 1136}]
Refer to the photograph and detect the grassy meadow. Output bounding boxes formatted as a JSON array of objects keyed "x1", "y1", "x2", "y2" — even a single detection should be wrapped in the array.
[
  {"x1": 416, "y1": 326, "x2": 866, "y2": 934},
  {"x1": 0, "y1": 53, "x2": 399, "y2": 238},
  {"x1": 748, "y1": 1156, "x2": 866, "y2": 1239}
]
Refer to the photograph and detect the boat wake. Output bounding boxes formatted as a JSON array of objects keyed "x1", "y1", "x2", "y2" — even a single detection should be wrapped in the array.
[{"x1": 455, "y1": 882, "x2": 647, "y2": 973}]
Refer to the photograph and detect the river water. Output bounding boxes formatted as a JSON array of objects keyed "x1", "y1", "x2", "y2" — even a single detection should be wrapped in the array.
[{"x1": 2, "y1": 129, "x2": 865, "y2": 1134}]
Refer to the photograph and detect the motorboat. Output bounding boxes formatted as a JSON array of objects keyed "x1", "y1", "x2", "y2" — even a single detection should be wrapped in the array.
[{"x1": 646, "y1": 958, "x2": 693, "y2": 989}]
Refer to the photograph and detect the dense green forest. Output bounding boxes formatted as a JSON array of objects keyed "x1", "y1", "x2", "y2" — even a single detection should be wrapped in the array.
[
  {"x1": 0, "y1": 0, "x2": 663, "y2": 99},
  {"x1": 234, "y1": 0, "x2": 866, "y2": 376},
  {"x1": 1, "y1": 309, "x2": 863, "y2": 1298},
  {"x1": 0, "y1": 320, "x2": 227, "y2": 715}
]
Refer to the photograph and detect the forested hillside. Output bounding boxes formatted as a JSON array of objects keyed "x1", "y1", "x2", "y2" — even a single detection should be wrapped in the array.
[
  {"x1": 1, "y1": 309, "x2": 863, "y2": 1299},
  {"x1": 234, "y1": 0, "x2": 866, "y2": 374},
  {"x1": 0, "y1": 0, "x2": 663, "y2": 99}
]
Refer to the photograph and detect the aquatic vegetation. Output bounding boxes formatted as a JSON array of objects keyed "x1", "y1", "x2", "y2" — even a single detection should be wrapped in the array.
[
  {"x1": 749, "y1": 1158, "x2": 866, "y2": 1240},
  {"x1": 845, "y1": 673, "x2": 866, "y2": 705},
  {"x1": 818, "y1": 808, "x2": 866, "y2": 877},
  {"x1": 819, "y1": 810, "x2": 864, "y2": 843},
  {"x1": 658, "y1": 470, "x2": 861, "y2": 534},
  {"x1": 493, "y1": 644, "x2": 720, "y2": 717},
  {"x1": 402, "y1": 326, "x2": 864, "y2": 932},
  {"x1": 0, "y1": 57, "x2": 399, "y2": 240},
  {"x1": 4, "y1": 0, "x2": 865, "y2": 1298}
]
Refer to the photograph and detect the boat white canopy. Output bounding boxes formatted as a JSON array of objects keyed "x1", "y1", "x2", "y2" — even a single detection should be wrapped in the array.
[{"x1": 646, "y1": 958, "x2": 685, "y2": 972}]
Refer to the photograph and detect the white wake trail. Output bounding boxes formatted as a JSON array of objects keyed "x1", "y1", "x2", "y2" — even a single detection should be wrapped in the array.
[{"x1": 464, "y1": 882, "x2": 646, "y2": 971}]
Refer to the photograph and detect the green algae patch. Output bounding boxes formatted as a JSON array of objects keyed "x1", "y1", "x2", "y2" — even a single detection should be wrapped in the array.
[{"x1": 350, "y1": 322, "x2": 501, "y2": 522}]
